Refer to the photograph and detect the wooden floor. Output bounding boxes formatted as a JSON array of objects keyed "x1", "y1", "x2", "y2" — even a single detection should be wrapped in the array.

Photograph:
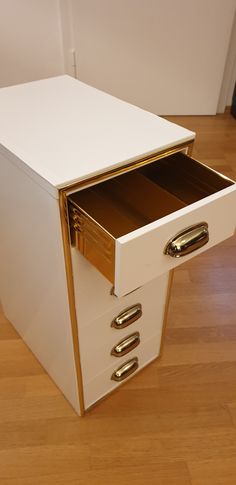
[{"x1": 0, "y1": 112, "x2": 236, "y2": 484}]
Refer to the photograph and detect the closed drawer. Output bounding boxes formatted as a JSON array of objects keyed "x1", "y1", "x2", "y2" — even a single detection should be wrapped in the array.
[
  {"x1": 73, "y1": 263, "x2": 168, "y2": 329},
  {"x1": 79, "y1": 273, "x2": 168, "y2": 382},
  {"x1": 69, "y1": 152, "x2": 236, "y2": 297},
  {"x1": 83, "y1": 334, "x2": 160, "y2": 409}
]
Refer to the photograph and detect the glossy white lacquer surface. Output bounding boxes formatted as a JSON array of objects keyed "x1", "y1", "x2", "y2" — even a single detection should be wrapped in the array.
[
  {"x1": 115, "y1": 185, "x2": 236, "y2": 297},
  {"x1": 0, "y1": 76, "x2": 194, "y2": 190},
  {"x1": 0, "y1": 152, "x2": 80, "y2": 414}
]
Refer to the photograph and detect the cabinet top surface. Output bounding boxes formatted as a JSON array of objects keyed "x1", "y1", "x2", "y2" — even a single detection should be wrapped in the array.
[{"x1": 0, "y1": 75, "x2": 194, "y2": 189}]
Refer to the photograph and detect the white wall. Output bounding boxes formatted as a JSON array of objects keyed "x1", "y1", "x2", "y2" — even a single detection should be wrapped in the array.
[
  {"x1": 227, "y1": 61, "x2": 236, "y2": 105},
  {"x1": 218, "y1": 10, "x2": 236, "y2": 111},
  {"x1": 226, "y1": 14, "x2": 236, "y2": 106},
  {"x1": 0, "y1": 1, "x2": 235, "y2": 113},
  {"x1": 65, "y1": 0, "x2": 236, "y2": 115},
  {"x1": 0, "y1": 0, "x2": 64, "y2": 88}
]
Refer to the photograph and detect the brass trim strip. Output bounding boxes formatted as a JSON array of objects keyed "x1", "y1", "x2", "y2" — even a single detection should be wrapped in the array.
[
  {"x1": 59, "y1": 191, "x2": 85, "y2": 415},
  {"x1": 63, "y1": 140, "x2": 194, "y2": 194},
  {"x1": 187, "y1": 142, "x2": 193, "y2": 157},
  {"x1": 159, "y1": 269, "x2": 174, "y2": 357}
]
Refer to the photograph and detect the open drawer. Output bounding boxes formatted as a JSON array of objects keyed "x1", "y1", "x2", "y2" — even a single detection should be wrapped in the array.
[{"x1": 69, "y1": 152, "x2": 236, "y2": 297}]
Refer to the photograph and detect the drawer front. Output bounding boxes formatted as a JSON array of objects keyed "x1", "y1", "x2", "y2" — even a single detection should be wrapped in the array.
[
  {"x1": 69, "y1": 152, "x2": 236, "y2": 297},
  {"x1": 71, "y1": 251, "x2": 168, "y2": 328},
  {"x1": 83, "y1": 334, "x2": 160, "y2": 409},
  {"x1": 115, "y1": 187, "x2": 236, "y2": 296},
  {"x1": 79, "y1": 272, "x2": 168, "y2": 382}
]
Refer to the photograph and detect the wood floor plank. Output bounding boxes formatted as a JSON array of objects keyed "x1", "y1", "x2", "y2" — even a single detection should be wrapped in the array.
[
  {"x1": 0, "y1": 417, "x2": 91, "y2": 451},
  {"x1": 85, "y1": 383, "x2": 236, "y2": 416},
  {"x1": 0, "y1": 445, "x2": 90, "y2": 480},
  {"x1": 165, "y1": 324, "x2": 236, "y2": 344},
  {"x1": 88, "y1": 428, "x2": 236, "y2": 467},
  {"x1": 0, "y1": 462, "x2": 191, "y2": 485},
  {"x1": 188, "y1": 458, "x2": 236, "y2": 485},
  {"x1": 159, "y1": 341, "x2": 236, "y2": 366},
  {"x1": 0, "y1": 375, "x2": 59, "y2": 399},
  {"x1": 0, "y1": 321, "x2": 19, "y2": 340},
  {"x1": 0, "y1": 395, "x2": 75, "y2": 423}
]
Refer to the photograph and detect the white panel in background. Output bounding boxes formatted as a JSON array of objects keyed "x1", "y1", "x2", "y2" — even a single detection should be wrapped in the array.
[{"x1": 68, "y1": 0, "x2": 236, "y2": 115}]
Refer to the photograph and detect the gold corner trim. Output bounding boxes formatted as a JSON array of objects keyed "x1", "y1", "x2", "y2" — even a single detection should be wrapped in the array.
[
  {"x1": 159, "y1": 269, "x2": 174, "y2": 357},
  {"x1": 187, "y1": 143, "x2": 193, "y2": 157},
  {"x1": 59, "y1": 190, "x2": 85, "y2": 416}
]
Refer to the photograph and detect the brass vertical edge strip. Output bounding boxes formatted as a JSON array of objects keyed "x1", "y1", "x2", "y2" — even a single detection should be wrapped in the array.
[
  {"x1": 159, "y1": 269, "x2": 174, "y2": 357},
  {"x1": 186, "y1": 142, "x2": 193, "y2": 157},
  {"x1": 59, "y1": 190, "x2": 85, "y2": 415}
]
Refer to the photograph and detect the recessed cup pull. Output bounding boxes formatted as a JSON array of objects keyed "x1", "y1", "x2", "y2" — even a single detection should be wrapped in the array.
[
  {"x1": 111, "y1": 357, "x2": 139, "y2": 382},
  {"x1": 164, "y1": 222, "x2": 209, "y2": 258},
  {"x1": 111, "y1": 332, "x2": 140, "y2": 357},
  {"x1": 111, "y1": 304, "x2": 142, "y2": 329}
]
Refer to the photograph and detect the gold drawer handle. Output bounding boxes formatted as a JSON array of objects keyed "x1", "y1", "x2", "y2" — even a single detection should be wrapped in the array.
[
  {"x1": 164, "y1": 222, "x2": 209, "y2": 258},
  {"x1": 111, "y1": 304, "x2": 142, "y2": 329},
  {"x1": 111, "y1": 332, "x2": 140, "y2": 357},
  {"x1": 111, "y1": 357, "x2": 138, "y2": 382}
]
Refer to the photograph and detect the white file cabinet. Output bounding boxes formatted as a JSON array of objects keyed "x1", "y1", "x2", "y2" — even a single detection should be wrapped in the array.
[{"x1": 0, "y1": 76, "x2": 235, "y2": 415}]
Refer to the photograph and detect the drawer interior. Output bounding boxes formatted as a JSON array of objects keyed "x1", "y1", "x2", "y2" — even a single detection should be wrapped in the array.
[{"x1": 69, "y1": 152, "x2": 234, "y2": 238}]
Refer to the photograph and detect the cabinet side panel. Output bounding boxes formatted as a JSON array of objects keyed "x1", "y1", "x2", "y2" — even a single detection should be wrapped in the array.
[{"x1": 0, "y1": 153, "x2": 80, "y2": 414}]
